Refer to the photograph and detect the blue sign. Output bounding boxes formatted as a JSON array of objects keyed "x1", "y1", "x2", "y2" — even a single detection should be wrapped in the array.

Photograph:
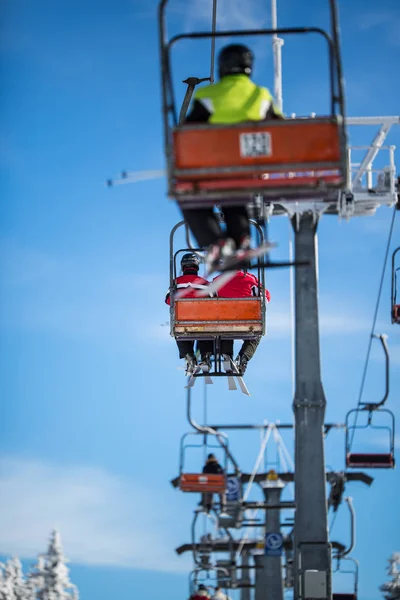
[
  {"x1": 226, "y1": 477, "x2": 240, "y2": 502},
  {"x1": 265, "y1": 533, "x2": 283, "y2": 557}
]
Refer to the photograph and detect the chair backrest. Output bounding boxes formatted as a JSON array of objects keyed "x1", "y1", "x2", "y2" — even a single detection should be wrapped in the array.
[
  {"x1": 180, "y1": 473, "x2": 227, "y2": 493},
  {"x1": 171, "y1": 118, "x2": 346, "y2": 202},
  {"x1": 173, "y1": 298, "x2": 263, "y2": 338}
]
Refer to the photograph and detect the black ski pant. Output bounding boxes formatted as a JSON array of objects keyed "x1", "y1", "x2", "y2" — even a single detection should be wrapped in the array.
[
  {"x1": 176, "y1": 339, "x2": 213, "y2": 359},
  {"x1": 181, "y1": 206, "x2": 250, "y2": 248},
  {"x1": 202, "y1": 491, "x2": 226, "y2": 512},
  {"x1": 238, "y1": 337, "x2": 261, "y2": 361},
  {"x1": 218, "y1": 337, "x2": 261, "y2": 361}
]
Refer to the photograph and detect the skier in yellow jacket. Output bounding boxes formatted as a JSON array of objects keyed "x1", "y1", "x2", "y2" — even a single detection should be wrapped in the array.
[{"x1": 183, "y1": 44, "x2": 282, "y2": 270}]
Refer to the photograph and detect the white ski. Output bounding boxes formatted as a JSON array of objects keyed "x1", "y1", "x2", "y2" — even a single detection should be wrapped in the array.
[
  {"x1": 222, "y1": 356, "x2": 237, "y2": 391},
  {"x1": 228, "y1": 357, "x2": 251, "y2": 396},
  {"x1": 206, "y1": 241, "x2": 275, "y2": 277},
  {"x1": 184, "y1": 365, "x2": 201, "y2": 389},
  {"x1": 199, "y1": 362, "x2": 213, "y2": 385}
]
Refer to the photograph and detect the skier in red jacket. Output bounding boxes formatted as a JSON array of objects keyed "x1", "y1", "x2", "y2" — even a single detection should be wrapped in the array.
[
  {"x1": 213, "y1": 270, "x2": 270, "y2": 374},
  {"x1": 166, "y1": 253, "x2": 213, "y2": 373},
  {"x1": 189, "y1": 584, "x2": 211, "y2": 599}
]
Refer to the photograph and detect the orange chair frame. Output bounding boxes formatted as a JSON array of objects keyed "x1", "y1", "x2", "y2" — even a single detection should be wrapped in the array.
[
  {"x1": 170, "y1": 117, "x2": 347, "y2": 204},
  {"x1": 173, "y1": 297, "x2": 264, "y2": 338},
  {"x1": 179, "y1": 473, "x2": 227, "y2": 493}
]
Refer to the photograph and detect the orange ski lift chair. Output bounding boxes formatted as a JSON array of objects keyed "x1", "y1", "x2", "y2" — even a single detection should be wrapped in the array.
[
  {"x1": 178, "y1": 431, "x2": 228, "y2": 493},
  {"x1": 169, "y1": 221, "x2": 267, "y2": 369},
  {"x1": 391, "y1": 247, "x2": 400, "y2": 324},
  {"x1": 159, "y1": 0, "x2": 348, "y2": 208},
  {"x1": 332, "y1": 556, "x2": 359, "y2": 600},
  {"x1": 345, "y1": 334, "x2": 395, "y2": 469}
]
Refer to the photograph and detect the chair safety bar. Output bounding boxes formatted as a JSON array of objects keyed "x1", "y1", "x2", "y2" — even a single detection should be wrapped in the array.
[
  {"x1": 332, "y1": 594, "x2": 357, "y2": 599},
  {"x1": 173, "y1": 298, "x2": 263, "y2": 338},
  {"x1": 171, "y1": 118, "x2": 347, "y2": 205},
  {"x1": 346, "y1": 453, "x2": 394, "y2": 469},
  {"x1": 179, "y1": 473, "x2": 227, "y2": 493}
]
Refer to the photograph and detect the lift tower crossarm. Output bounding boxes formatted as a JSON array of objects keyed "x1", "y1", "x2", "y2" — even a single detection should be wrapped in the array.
[{"x1": 351, "y1": 123, "x2": 393, "y2": 190}]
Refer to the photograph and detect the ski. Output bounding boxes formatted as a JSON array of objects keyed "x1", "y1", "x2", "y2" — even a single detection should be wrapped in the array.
[
  {"x1": 184, "y1": 365, "x2": 201, "y2": 389},
  {"x1": 184, "y1": 364, "x2": 213, "y2": 388},
  {"x1": 206, "y1": 241, "x2": 275, "y2": 277},
  {"x1": 199, "y1": 362, "x2": 214, "y2": 385},
  {"x1": 193, "y1": 242, "x2": 275, "y2": 299},
  {"x1": 227, "y1": 357, "x2": 251, "y2": 396},
  {"x1": 222, "y1": 356, "x2": 237, "y2": 391}
]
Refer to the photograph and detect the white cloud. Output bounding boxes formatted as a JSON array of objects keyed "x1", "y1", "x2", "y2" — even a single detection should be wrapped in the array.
[
  {"x1": 173, "y1": 0, "x2": 269, "y2": 31},
  {"x1": 0, "y1": 457, "x2": 190, "y2": 573}
]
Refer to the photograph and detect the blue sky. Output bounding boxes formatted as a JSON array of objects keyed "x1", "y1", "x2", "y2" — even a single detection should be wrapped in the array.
[{"x1": 0, "y1": 0, "x2": 399, "y2": 599}]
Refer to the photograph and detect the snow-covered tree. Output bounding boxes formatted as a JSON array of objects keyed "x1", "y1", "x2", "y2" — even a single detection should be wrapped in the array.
[
  {"x1": 26, "y1": 556, "x2": 46, "y2": 600},
  {"x1": 36, "y1": 531, "x2": 78, "y2": 600},
  {"x1": 381, "y1": 553, "x2": 400, "y2": 600},
  {"x1": 0, "y1": 557, "x2": 33, "y2": 600}
]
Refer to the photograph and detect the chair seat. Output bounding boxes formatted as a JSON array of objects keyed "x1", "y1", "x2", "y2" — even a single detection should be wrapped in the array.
[
  {"x1": 346, "y1": 452, "x2": 394, "y2": 468},
  {"x1": 173, "y1": 298, "x2": 263, "y2": 337}
]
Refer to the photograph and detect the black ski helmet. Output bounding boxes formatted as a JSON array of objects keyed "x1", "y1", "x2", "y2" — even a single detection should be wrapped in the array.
[
  {"x1": 218, "y1": 44, "x2": 254, "y2": 78},
  {"x1": 181, "y1": 253, "x2": 200, "y2": 271}
]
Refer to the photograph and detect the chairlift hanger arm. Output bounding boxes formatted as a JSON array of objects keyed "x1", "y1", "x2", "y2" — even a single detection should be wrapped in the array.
[
  {"x1": 186, "y1": 386, "x2": 241, "y2": 477},
  {"x1": 341, "y1": 497, "x2": 356, "y2": 557},
  {"x1": 392, "y1": 247, "x2": 400, "y2": 309},
  {"x1": 360, "y1": 333, "x2": 389, "y2": 411}
]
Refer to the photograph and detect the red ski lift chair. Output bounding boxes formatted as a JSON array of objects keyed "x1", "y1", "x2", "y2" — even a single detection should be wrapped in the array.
[
  {"x1": 345, "y1": 407, "x2": 395, "y2": 469},
  {"x1": 391, "y1": 247, "x2": 400, "y2": 324}
]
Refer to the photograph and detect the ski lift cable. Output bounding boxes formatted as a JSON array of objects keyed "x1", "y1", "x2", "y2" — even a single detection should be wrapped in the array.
[
  {"x1": 349, "y1": 206, "x2": 397, "y2": 450},
  {"x1": 209, "y1": 0, "x2": 218, "y2": 83},
  {"x1": 271, "y1": 427, "x2": 295, "y2": 498},
  {"x1": 289, "y1": 234, "x2": 295, "y2": 399},
  {"x1": 272, "y1": 426, "x2": 295, "y2": 472},
  {"x1": 329, "y1": 509, "x2": 338, "y2": 535}
]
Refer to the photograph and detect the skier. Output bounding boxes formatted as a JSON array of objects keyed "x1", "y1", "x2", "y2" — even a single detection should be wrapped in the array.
[
  {"x1": 165, "y1": 253, "x2": 213, "y2": 373},
  {"x1": 190, "y1": 584, "x2": 211, "y2": 599},
  {"x1": 182, "y1": 43, "x2": 282, "y2": 271},
  {"x1": 211, "y1": 587, "x2": 232, "y2": 600},
  {"x1": 202, "y1": 453, "x2": 226, "y2": 513},
  {"x1": 213, "y1": 270, "x2": 271, "y2": 374}
]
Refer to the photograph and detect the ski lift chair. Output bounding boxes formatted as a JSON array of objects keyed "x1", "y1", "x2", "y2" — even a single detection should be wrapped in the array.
[
  {"x1": 189, "y1": 566, "x2": 233, "y2": 597},
  {"x1": 159, "y1": 0, "x2": 348, "y2": 209},
  {"x1": 345, "y1": 334, "x2": 395, "y2": 469},
  {"x1": 391, "y1": 247, "x2": 400, "y2": 324},
  {"x1": 332, "y1": 556, "x2": 359, "y2": 600},
  {"x1": 169, "y1": 221, "x2": 267, "y2": 378},
  {"x1": 178, "y1": 431, "x2": 228, "y2": 494},
  {"x1": 345, "y1": 407, "x2": 395, "y2": 469}
]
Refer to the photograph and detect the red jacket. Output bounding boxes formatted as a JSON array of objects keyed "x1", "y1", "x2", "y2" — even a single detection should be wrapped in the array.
[
  {"x1": 213, "y1": 271, "x2": 271, "y2": 302},
  {"x1": 165, "y1": 274, "x2": 213, "y2": 305}
]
